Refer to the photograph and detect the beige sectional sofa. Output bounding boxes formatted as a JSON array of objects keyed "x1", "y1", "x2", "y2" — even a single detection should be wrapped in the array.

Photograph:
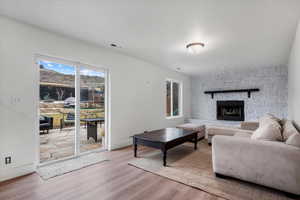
[
  {"x1": 207, "y1": 121, "x2": 258, "y2": 144},
  {"x1": 210, "y1": 119, "x2": 300, "y2": 195}
]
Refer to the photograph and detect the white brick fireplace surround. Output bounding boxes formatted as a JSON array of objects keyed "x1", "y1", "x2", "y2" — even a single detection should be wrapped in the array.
[{"x1": 191, "y1": 66, "x2": 288, "y2": 122}]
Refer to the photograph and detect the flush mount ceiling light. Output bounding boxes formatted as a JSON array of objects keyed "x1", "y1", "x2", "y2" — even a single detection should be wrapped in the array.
[{"x1": 186, "y1": 42, "x2": 205, "y2": 54}]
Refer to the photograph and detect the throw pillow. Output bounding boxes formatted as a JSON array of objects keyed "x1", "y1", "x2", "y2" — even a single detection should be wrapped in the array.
[
  {"x1": 280, "y1": 118, "x2": 287, "y2": 126},
  {"x1": 251, "y1": 123, "x2": 282, "y2": 141},
  {"x1": 259, "y1": 114, "x2": 282, "y2": 131},
  {"x1": 266, "y1": 113, "x2": 281, "y2": 122},
  {"x1": 286, "y1": 133, "x2": 300, "y2": 148},
  {"x1": 282, "y1": 120, "x2": 298, "y2": 141},
  {"x1": 261, "y1": 113, "x2": 281, "y2": 122}
]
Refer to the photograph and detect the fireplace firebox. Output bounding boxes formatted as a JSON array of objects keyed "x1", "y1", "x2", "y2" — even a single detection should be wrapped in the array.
[{"x1": 217, "y1": 101, "x2": 244, "y2": 121}]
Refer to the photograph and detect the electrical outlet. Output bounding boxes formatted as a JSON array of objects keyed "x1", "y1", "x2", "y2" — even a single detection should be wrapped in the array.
[{"x1": 5, "y1": 157, "x2": 11, "y2": 164}]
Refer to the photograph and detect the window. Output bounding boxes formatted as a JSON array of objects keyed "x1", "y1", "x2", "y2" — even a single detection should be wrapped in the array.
[{"x1": 166, "y1": 79, "x2": 182, "y2": 118}]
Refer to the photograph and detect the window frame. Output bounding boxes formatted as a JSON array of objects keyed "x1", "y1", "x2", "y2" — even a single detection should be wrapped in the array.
[{"x1": 165, "y1": 78, "x2": 183, "y2": 119}]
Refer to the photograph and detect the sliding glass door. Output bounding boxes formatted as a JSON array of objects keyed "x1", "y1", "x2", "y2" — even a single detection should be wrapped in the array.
[
  {"x1": 37, "y1": 56, "x2": 107, "y2": 164},
  {"x1": 79, "y1": 67, "x2": 106, "y2": 153}
]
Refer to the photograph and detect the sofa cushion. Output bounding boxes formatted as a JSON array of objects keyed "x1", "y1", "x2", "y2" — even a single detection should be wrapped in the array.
[
  {"x1": 207, "y1": 126, "x2": 253, "y2": 137},
  {"x1": 240, "y1": 121, "x2": 259, "y2": 131},
  {"x1": 286, "y1": 133, "x2": 300, "y2": 148},
  {"x1": 251, "y1": 123, "x2": 282, "y2": 141},
  {"x1": 234, "y1": 132, "x2": 251, "y2": 138},
  {"x1": 282, "y1": 120, "x2": 298, "y2": 141}
]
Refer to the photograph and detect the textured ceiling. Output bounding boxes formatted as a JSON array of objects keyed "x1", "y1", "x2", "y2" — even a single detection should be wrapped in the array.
[{"x1": 1, "y1": 0, "x2": 300, "y2": 75}]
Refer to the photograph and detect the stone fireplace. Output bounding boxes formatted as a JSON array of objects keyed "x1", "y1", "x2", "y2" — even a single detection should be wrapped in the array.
[
  {"x1": 190, "y1": 66, "x2": 288, "y2": 121},
  {"x1": 217, "y1": 101, "x2": 245, "y2": 121}
]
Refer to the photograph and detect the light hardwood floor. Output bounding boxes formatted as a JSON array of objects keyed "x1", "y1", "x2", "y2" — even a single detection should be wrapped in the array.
[{"x1": 0, "y1": 146, "x2": 223, "y2": 200}]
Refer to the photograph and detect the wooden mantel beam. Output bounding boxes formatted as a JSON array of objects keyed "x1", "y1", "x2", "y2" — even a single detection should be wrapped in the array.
[{"x1": 204, "y1": 88, "x2": 260, "y2": 99}]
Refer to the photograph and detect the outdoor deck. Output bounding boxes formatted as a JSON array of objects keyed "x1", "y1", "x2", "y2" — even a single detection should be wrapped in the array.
[{"x1": 40, "y1": 126, "x2": 103, "y2": 163}]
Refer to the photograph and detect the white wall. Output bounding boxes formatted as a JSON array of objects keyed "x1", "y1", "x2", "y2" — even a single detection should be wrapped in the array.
[
  {"x1": 288, "y1": 21, "x2": 300, "y2": 125},
  {"x1": 0, "y1": 16, "x2": 191, "y2": 181},
  {"x1": 191, "y1": 66, "x2": 288, "y2": 121}
]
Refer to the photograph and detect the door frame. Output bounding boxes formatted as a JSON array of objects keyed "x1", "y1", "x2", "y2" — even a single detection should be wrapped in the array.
[{"x1": 34, "y1": 54, "x2": 110, "y2": 167}]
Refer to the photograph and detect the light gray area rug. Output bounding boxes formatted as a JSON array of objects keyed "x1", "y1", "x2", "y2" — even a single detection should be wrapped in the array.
[
  {"x1": 38, "y1": 152, "x2": 108, "y2": 180},
  {"x1": 129, "y1": 141, "x2": 296, "y2": 200}
]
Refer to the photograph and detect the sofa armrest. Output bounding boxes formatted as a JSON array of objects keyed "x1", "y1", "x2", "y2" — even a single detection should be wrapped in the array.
[
  {"x1": 212, "y1": 135, "x2": 300, "y2": 194},
  {"x1": 240, "y1": 121, "x2": 259, "y2": 130}
]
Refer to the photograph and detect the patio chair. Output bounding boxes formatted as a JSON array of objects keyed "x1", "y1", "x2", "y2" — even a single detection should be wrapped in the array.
[{"x1": 40, "y1": 115, "x2": 53, "y2": 134}]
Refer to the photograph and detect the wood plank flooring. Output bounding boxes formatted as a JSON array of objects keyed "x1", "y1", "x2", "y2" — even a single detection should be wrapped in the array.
[{"x1": 0, "y1": 146, "x2": 223, "y2": 200}]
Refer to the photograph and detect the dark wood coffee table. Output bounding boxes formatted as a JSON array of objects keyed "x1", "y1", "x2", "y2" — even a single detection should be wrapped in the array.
[{"x1": 133, "y1": 128, "x2": 198, "y2": 166}]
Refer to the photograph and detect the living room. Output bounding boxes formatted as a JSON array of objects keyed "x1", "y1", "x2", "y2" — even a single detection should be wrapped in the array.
[{"x1": 0, "y1": 1, "x2": 300, "y2": 200}]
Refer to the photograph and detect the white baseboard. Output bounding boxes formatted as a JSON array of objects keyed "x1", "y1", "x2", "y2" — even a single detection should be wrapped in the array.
[
  {"x1": 110, "y1": 138, "x2": 132, "y2": 150},
  {"x1": 0, "y1": 163, "x2": 35, "y2": 182}
]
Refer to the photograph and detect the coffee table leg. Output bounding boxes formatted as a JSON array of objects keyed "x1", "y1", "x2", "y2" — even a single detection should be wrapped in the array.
[
  {"x1": 133, "y1": 138, "x2": 137, "y2": 157},
  {"x1": 194, "y1": 133, "x2": 198, "y2": 150},
  {"x1": 162, "y1": 149, "x2": 167, "y2": 166}
]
